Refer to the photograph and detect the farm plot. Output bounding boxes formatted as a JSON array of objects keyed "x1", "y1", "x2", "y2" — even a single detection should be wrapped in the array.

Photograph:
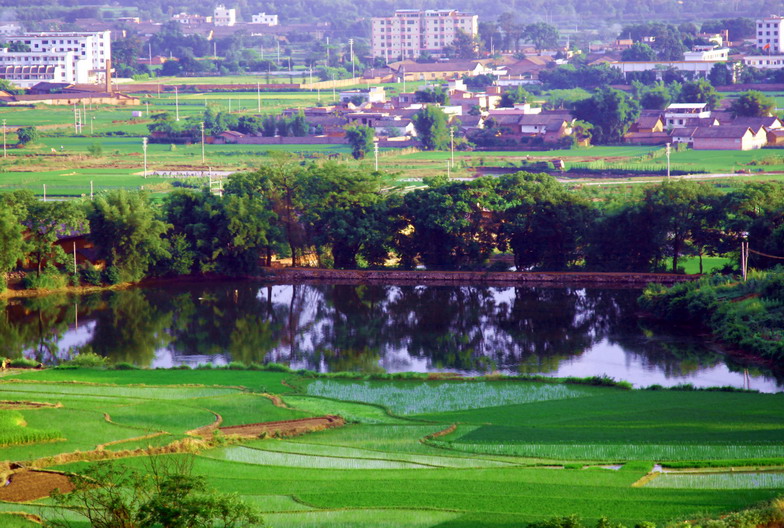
[
  {"x1": 303, "y1": 379, "x2": 595, "y2": 415},
  {"x1": 0, "y1": 410, "x2": 61, "y2": 448},
  {"x1": 417, "y1": 390, "x2": 784, "y2": 455},
  {"x1": 238, "y1": 439, "x2": 516, "y2": 468},
  {"x1": 646, "y1": 471, "x2": 784, "y2": 489},
  {"x1": 7, "y1": 368, "x2": 297, "y2": 392},
  {"x1": 282, "y1": 395, "x2": 410, "y2": 424}
]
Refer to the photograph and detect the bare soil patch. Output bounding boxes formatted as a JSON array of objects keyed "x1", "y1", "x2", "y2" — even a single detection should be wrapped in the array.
[
  {"x1": 0, "y1": 401, "x2": 59, "y2": 410},
  {"x1": 219, "y1": 415, "x2": 344, "y2": 438},
  {"x1": 0, "y1": 469, "x2": 73, "y2": 502}
]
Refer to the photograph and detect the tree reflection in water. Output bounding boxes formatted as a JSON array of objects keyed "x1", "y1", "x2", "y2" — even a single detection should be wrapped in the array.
[{"x1": 2, "y1": 282, "x2": 781, "y2": 390}]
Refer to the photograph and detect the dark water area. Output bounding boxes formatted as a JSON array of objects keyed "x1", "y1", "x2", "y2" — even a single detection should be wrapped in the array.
[{"x1": 2, "y1": 281, "x2": 781, "y2": 392}]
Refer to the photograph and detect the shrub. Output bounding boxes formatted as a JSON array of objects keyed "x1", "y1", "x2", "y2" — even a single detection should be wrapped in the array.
[
  {"x1": 263, "y1": 362, "x2": 292, "y2": 372},
  {"x1": 103, "y1": 266, "x2": 121, "y2": 285},
  {"x1": 112, "y1": 362, "x2": 139, "y2": 370},
  {"x1": 22, "y1": 271, "x2": 66, "y2": 290},
  {"x1": 227, "y1": 361, "x2": 246, "y2": 370},
  {"x1": 61, "y1": 352, "x2": 107, "y2": 368},
  {"x1": 80, "y1": 264, "x2": 103, "y2": 286},
  {"x1": 9, "y1": 357, "x2": 40, "y2": 368},
  {"x1": 0, "y1": 274, "x2": 6, "y2": 293}
]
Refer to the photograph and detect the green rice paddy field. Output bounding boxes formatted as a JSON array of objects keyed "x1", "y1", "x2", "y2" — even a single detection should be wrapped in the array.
[{"x1": 0, "y1": 368, "x2": 781, "y2": 527}]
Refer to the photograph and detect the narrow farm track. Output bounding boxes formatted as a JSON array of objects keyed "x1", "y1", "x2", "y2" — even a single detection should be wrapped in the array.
[
  {"x1": 219, "y1": 416, "x2": 345, "y2": 438},
  {"x1": 187, "y1": 412, "x2": 223, "y2": 436}
]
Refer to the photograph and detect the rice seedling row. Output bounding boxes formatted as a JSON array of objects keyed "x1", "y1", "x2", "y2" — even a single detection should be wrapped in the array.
[
  {"x1": 304, "y1": 379, "x2": 594, "y2": 415},
  {"x1": 646, "y1": 471, "x2": 784, "y2": 489},
  {"x1": 433, "y1": 441, "x2": 784, "y2": 461}
]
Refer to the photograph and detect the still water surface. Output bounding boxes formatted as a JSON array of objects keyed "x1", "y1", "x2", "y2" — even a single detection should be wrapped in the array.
[{"x1": 3, "y1": 282, "x2": 781, "y2": 392}]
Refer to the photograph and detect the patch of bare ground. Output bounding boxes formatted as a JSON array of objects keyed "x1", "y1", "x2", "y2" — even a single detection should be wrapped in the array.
[
  {"x1": 0, "y1": 401, "x2": 60, "y2": 410},
  {"x1": 219, "y1": 416, "x2": 344, "y2": 438},
  {"x1": 0, "y1": 469, "x2": 73, "y2": 502}
]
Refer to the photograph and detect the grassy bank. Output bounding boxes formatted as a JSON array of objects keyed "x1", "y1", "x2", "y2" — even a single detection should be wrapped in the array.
[{"x1": 639, "y1": 268, "x2": 784, "y2": 361}]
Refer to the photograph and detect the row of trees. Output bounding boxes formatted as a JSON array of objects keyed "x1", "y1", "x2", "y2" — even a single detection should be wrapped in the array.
[{"x1": 2, "y1": 165, "x2": 783, "y2": 290}]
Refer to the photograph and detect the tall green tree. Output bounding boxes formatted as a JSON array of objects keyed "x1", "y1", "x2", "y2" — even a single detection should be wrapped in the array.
[
  {"x1": 16, "y1": 126, "x2": 38, "y2": 146},
  {"x1": 730, "y1": 91, "x2": 776, "y2": 117},
  {"x1": 0, "y1": 208, "x2": 24, "y2": 275},
  {"x1": 621, "y1": 42, "x2": 656, "y2": 61},
  {"x1": 345, "y1": 125, "x2": 375, "y2": 160},
  {"x1": 88, "y1": 190, "x2": 170, "y2": 282},
  {"x1": 298, "y1": 163, "x2": 388, "y2": 268},
  {"x1": 572, "y1": 88, "x2": 640, "y2": 144},
  {"x1": 525, "y1": 22, "x2": 559, "y2": 52},
  {"x1": 643, "y1": 180, "x2": 719, "y2": 272},
  {"x1": 679, "y1": 79, "x2": 720, "y2": 110},
  {"x1": 495, "y1": 172, "x2": 593, "y2": 271},
  {"x1": 413, "y1": 106, "x2": 449, "y2": 150},
  {"x1": 25, "y1": 201, "x2": 86, "y2": 276},
  {"x1": 396, "y1": 176, "x2": 499, "y2": 268}
]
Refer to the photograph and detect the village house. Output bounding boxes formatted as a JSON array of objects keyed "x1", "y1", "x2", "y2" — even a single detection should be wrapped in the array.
[
  {"x1": 390, "y1": 60, "x2": 491, "y2": 81},
  {"x1": 691, "y1": 126, "x2": 767, "y2": 150}
]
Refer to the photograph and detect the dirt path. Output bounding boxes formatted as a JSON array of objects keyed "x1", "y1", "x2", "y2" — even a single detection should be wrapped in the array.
[
  {"x1": 219, "y1": 416, "x2": 344, "y2": 438},
  {"x1": 0, "y1": 469, "x2": 73, "y2": 502},
  {"x1": 187, "y1": 412, "x2": 223, "y2": 436}
]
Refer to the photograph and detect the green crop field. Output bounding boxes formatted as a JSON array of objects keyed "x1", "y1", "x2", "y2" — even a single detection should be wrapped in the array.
[{"x1": 0, "y1": 370, "x2": 781, "y2": 528}]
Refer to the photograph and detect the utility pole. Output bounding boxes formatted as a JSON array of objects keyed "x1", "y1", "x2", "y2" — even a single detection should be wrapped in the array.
[
  {"x1": 349, "y1": 38, "x2": 355, "y2": 78},
  {"x1": 90, "y1": 116, "x2": 94, "y2": 135},
  {"x1": 374, "y1": 140, "x2": 379, "y2": 171},
  {"x1": 174, "y1": 86, "x2": 180, "y2": 121},
  {"x1": 741, "y1": 233, "x2": 749, "y2": 281},
  {"x1": 666, "y1": 143, "x2": 671, "y2": 180},
  {"x1": 200, "y1": 122, "x2": 205, "y2": 164},
  {"x1": 2, "y1": 119, "x2": 6, "y2": 158},
  {"x1": 142, "y1": 137, "x2": 148, "y2": 178},
  {"x1": 43, "y1": 184, "x2": 46, "y2": 202},
  {"x1": 450, "y1": 127, "x2": 455, "y2": 169}
]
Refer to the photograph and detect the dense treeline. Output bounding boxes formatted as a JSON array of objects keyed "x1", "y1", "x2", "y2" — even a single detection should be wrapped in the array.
[
  {"x1": 1, "y1": 164, "x2": 784, "y2": 292},
  {"x1": 1, "y1": 0, "x2": 770, "y2": 29},
  {"x1": 640, "y1": 269, "x2": 784, "y2": 360}
]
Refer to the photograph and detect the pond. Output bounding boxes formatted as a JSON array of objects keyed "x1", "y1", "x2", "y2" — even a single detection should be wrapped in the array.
[{"x1": 2, "y1": 281, "x2": 781, "y2": 392}]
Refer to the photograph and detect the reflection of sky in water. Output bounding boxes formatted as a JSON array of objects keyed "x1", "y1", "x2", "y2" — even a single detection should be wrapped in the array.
[{"x1": 11, "y1": 284, "x2": 783, "y2": 393}]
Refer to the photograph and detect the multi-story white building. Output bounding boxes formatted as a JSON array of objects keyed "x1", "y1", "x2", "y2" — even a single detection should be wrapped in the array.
[
  {"x1": 756, "y1": 15, "x2": 784, "y2": 53},
  {"x1": 251, "y1": 13, "x2": 278, "y2": 26},
  {"x1": 371, "y1": 9, "x2": 478, "y2": 60},
  {"x1": 744, "y1": 55, "x2": 784, "y2": 68},
  {"x1": 214, "y1": 5, "x2": 237, "y2": 27},
  {"x1": 0, "y1": 31, "x2": 110, "y2": 88}
]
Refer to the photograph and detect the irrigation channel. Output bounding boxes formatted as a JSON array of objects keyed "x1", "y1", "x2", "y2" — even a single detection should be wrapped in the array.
[{"x1": 3, "y1": 281, "x2": 781, "y2": 392}]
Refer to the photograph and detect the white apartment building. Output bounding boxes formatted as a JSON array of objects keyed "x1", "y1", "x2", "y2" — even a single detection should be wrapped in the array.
[
  {"x1": 744, "y1": 55, "x2": 784, "y2": 68},
  {"x1": 756, "y1": 15, "x2": 784, "y2": 53},
  {"x1": 251, "y1": 13, "x2": 278, "y2": 26},
  {"x1": 214, "y1": 5, "x2": 237, "y2": 27},
  {"x1": 0, "y1": 31, "x2": 110, "y2": 88},
  {"x1": 371, "y1": 9, "x2": 478, "y2": 60}
]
